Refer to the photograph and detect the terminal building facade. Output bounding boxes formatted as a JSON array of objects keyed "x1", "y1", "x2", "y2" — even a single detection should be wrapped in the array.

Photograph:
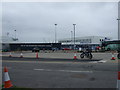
[
  {"x1": 1, "y1": 35, "x2": 111, "y2": 51},
  {"x1": 58, "y1": 36, "x2": 111, "y2": 50}
]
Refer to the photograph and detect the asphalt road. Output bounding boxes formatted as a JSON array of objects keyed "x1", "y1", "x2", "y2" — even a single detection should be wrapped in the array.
[{"x1": 1, "y1": 52, "x2": 118, "y2": 88}]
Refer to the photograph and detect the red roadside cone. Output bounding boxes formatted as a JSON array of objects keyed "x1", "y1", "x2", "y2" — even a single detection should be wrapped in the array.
[
  {"x1": 4, "y1": 67, "x2": 13, "y2": 88},
  {"x1": 20, "y1": 53, "x2": 23, "y2": 58},
  {"x1": 9, "y1": 52, "x2": 12, "y2": 57},
  {"x1": 111, "y1": 52, "x2": 115, "y2": 60},
  {"x1": 117, "y1": 71, "x2": 120, "y2": 89},
  {"x1": 73, "y1": 53, "x2": 77, "y2": 59},
  {"x1": 36, "y1": 52, "x2": 38, "y2": 59}
]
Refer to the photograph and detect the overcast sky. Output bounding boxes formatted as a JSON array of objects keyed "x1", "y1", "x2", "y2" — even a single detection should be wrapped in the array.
[{"x1": 2, "y1": 2, "x2": 118, "y2": 42}]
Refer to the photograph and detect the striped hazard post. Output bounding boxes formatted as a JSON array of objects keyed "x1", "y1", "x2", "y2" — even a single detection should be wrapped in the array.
[
  {"x1": 4, "y1": 67, "x2": 13, "y2": 88},
  {"x1": 117, "y1": 71, "x2": 120, "y2": 90}
]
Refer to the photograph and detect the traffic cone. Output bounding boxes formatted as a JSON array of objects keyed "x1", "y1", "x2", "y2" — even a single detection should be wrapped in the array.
[
  {"x1": 73, "y1": 53, "x2": 77, "y2": 59},
  {"x1": 9, "y1": 52, "x2": 12, "y2": 57},
  {"x1": 20, "y1": 53, "x2": 23, "y2": 58},
  {"x1": 36, "y1": 52, "x2": 38, "y2": 59},
  {"x1": 4, "y1": 67, "x2": 13, "y2": 88},
  {"x1": 111, "y1": 52, "x2": 115, "y2": 60},
  {"x1": 117, "y1": 71, "x2": 120, "y2": 89}
]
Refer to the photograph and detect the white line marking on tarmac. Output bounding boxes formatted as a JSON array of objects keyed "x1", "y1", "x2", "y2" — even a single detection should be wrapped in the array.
[
  {"x1": 98, "y1": 60, "x2": 107, "y2": 63},
  {"x1": 89, "y1": 60, "x2": 107, "y2": 63},
  {"x1": 34, "y1": 69, "x2": 93, "y2": 73}
]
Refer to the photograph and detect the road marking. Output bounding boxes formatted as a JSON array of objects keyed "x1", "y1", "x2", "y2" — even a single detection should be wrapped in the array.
[
  {"x1": 34, "y1": 69, "x2": 93, "y2": 73},
  {"x1": 89, "y1": 60, "x2": 107, "y2": 63},
  {"x1": 98, "y1": 60, "x2": 107, "y2": 63}
]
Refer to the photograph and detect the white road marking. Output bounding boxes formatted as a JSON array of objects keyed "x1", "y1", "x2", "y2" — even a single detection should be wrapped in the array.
[
  {"x1": 34, "y1": 69, "x2": 93, "y2": 73},
  {"x1": 98, "y1": 60, "x2": 107, "y2": 63},
  {"x1": 89, "y1": 61, "x2": 98, "y2": 63},
  {"x1": 89, "y1": 60, "x2": 107, "y2": 63}
]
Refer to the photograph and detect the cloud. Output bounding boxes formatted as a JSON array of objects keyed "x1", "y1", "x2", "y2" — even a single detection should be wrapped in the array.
[{"x1": 2, "y1": 2, "x2": 118, "y2": 42}]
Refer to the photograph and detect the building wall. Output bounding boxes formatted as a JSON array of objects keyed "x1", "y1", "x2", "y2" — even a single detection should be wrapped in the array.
[
  {"x1": 58, "y1": 36, "x2": 111, "y2": 45},
  {"x1": 1, "y1": 36, "x2": 19, "y2": 51}
]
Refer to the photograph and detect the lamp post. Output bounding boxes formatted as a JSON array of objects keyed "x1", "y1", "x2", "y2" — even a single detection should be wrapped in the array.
[
  {"x1": 54, "y1": 24, "x2": 57, "y2": 43},
  {"x1": 71, "y1": 31, "x2": 73, "y2": 45},
  {"x1": 73, "y1": 24, "x2": 76, "y2": 50},
  {"x1": 14, "y1": 30, "x2": 16, "y2": 39},
  {"x1": 117, "y1": 19, "x2": 120, "y2": 40}
]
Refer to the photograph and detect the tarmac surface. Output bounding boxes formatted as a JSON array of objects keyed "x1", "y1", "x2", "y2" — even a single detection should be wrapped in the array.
[{"x1": 1, "y1": 52, "x2": 119, "y2": 88}]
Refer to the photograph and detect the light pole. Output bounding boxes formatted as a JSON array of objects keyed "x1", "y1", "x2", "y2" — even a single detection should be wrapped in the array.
[
  {"x1": 14, "y1": 30, "x2": 16, "y2": 39},
  {"x1": 54, "y1": 24, "x2": 57, "y2": 43},
  {"x1": 117, "y1": 19, "x2": 120, "y2": 40},
  {"x1": 73, "y1": 24, "x2": 76, "y2": 50},
  {"x1": 71, "y1": 31, "x2": 73, "y2": 45}
]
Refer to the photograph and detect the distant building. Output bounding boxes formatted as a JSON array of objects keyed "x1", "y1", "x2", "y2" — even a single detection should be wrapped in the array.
[
  {"x1": 1, "y1": 36, "x2": 61, "y2": 51},
  {"x1": 58, "y1": 36, "x2": 111, "y2": 45},
  {"x1": 1, "y1": 35, "x2": 112, "y2": 51},
  {"x1": 58, "y1": 36, "x2": 112, "y2": 50},
  {"x1": 1, "y1": 36, "x2": 19, "y2": 51}
]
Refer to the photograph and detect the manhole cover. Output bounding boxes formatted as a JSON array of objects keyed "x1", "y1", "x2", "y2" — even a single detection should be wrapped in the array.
[{"x1": 71, "y1": 74, "x2": 88, "y2": 78}]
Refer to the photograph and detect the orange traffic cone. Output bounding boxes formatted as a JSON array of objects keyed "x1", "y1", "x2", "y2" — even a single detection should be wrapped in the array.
[
  {"x1": 111, "y1": 52, "x2": 115, "y2": 60},
  {"x1": 9, "y1": 52, "x2": 12, "y2": 57},
  {"x1": 4, "y1": 67, "x2": 13, "y2": 88},
  {"x1": 36, "y1": 52, "x2": 38, "y2": 59},
  {"x1": 117, "y1": 71, "x2": 120, "y2": 89},
  {"x1": 73, "y1": 53, "x2": 77, "y2": 59},
  {"x1": 20, "y1": 53, "x2": 23, "y2": 58}
]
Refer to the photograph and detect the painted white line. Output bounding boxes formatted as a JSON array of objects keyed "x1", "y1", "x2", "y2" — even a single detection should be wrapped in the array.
[
  {"x1": 89, "y1": 61, "x2": 98, "y2": 63},
  {"x1": 98, "y1": 60, "x2": 107, "y2": 63},
  {"x1": 89, "y1": 60, "x2": 107, "y2": 63},
  {"x1": 34, "y1": 69, "x2": 93, "y2": 73}
]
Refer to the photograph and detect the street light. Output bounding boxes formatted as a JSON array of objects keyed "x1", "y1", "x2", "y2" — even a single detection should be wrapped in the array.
[
  {"x1": 71, "y1": 31, "x2": 73, "y2": 45},
  {"x1": 117, "y1": 19, "x2": 120, "y2": 40},
  {"x1": 14, "y1": 30, "x2": 16, "y2": 39},
  {"x1": 73, "y1": 24, "x2": 76, "y2": 50},
  {"x1": 54, "y1": 24, "x2": 57, "y2": 43}
]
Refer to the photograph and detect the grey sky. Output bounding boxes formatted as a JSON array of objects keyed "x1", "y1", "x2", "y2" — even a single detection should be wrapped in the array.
[{"x1": 2, "y1": 2, "x2": 118, "y2": 42}]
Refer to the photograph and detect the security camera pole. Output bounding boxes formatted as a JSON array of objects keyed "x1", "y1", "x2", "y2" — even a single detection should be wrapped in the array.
[
  {"x1": 73, "y1": 24, "x2": 76, "y2": 50},
  {"x1": 54, "y1": 24, "x2": 57, "y2": 43}
]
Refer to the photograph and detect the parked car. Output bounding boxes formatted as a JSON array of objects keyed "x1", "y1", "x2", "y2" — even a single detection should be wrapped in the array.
[
  {"x1": 62, "y1": 48, "x2": 72, "y2": 50},
  {"x1": 32, "y1": 47, "x2": 39, "y2": 52}
]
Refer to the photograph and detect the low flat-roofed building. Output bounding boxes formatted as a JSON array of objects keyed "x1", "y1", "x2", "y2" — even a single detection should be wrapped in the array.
[
  {"x1": 58, "y1": 36, "x2": 112, "y2": 50},
  {"x1": 58, "y1": 36, "x2": 111, "y2": 45}
]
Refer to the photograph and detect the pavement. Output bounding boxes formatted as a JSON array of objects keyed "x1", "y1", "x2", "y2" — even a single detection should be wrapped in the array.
[{"x1": 1, "y1": 52, "x2": 119, "y2": 88}]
